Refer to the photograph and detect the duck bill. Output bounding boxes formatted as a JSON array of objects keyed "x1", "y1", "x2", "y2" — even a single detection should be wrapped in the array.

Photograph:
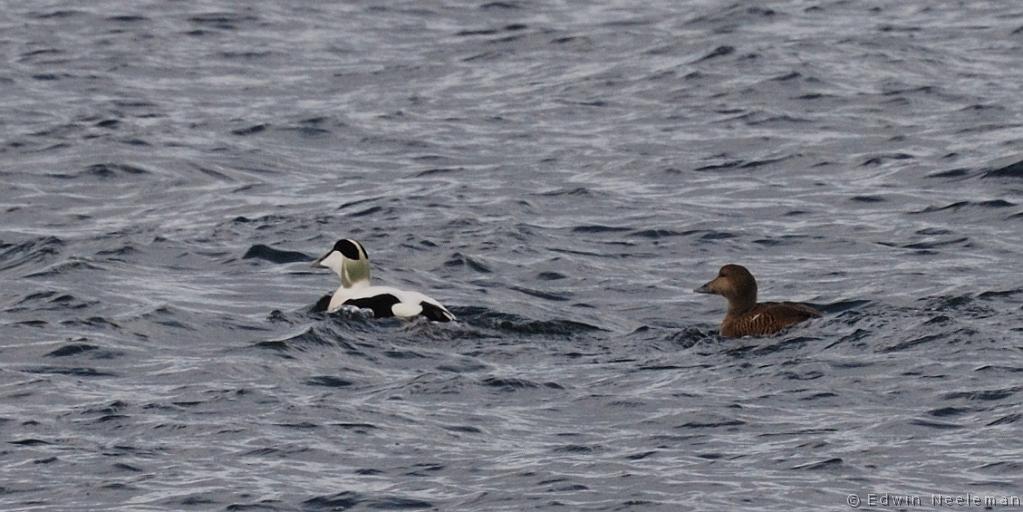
[
  {"x1": 311, "y1": 250, "x2": 331, "y2": 268},
  {"x1": 694, "y1": 280, "x2": 715, "y2": 294}
]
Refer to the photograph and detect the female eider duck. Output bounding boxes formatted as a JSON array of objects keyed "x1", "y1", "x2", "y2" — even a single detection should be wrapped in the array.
[
  {"x1": 695, "y1": 264, "x2": 820, "y2": 337},
  {"x1": 313, "y1": 239, "x2": 455, "y2": 322}
]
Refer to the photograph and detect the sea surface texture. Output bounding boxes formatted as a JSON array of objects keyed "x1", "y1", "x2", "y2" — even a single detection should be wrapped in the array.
[{"x1": 2, "y1": 1, "x2": 1023, "y2": 510}]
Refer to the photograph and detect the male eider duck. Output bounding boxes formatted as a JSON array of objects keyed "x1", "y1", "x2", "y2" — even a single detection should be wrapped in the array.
[
  {"x1": 695, "y1": 264, "x2": 820, "y2": 337},
  {"x1": 313, "y1": 239, "x2": 455, "y2": 322}
]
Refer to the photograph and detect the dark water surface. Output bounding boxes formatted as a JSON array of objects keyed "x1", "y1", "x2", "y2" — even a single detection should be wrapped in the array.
[{"x1": 3, "y1": 1, "x2": 1023, "y2": 510}]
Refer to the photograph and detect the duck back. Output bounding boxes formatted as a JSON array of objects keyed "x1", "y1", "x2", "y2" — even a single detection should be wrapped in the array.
[{"x1": 721, "y1": 302, "x2": 821, "y2": 337}]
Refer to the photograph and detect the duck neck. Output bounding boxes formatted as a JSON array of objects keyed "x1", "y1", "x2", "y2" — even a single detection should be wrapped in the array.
[
  {"x1": 726, "y1": 290, "x2": 756, "y2": 316},
  {"x1": 341, "y1": 260, "x2": 371, "y2": 288}
]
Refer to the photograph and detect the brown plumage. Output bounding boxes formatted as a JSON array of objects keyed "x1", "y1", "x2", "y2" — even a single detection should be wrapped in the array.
[{"x1": 695, "y1": 264, "x2": 820, "y2": 337}]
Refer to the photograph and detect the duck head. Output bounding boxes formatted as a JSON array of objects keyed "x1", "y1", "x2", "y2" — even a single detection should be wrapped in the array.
[
  {"x1": 313, "y1": 238, "x2": 370, "y2": 288},
  {"x1": 695, "y1": 264, "x2": 757, "y2": 314}
]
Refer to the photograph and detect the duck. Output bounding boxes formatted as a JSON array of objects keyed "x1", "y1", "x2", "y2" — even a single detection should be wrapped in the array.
[
  {"x1": 312, "y1": 239, "x2": 455, "y2": 322},
  {"x1": 694, "y1": 264, "x2": 820, "y2": 337}
]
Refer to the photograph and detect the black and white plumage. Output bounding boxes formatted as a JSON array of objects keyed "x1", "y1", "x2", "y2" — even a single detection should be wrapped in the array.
[{"x1": 312, "y1": 239, "x2": 455, "y2": 322}]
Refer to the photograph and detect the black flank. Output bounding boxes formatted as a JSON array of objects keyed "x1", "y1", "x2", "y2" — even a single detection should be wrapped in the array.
[
  {"x1": 309, "y1": 294, "x2": 332, "y2": 313},
  {"x1": 344, "y1": 294, "x2": 401, "y2": 318},
  {"x1": 420, "y1": 301, "x2": 453, "y2": 322}
]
